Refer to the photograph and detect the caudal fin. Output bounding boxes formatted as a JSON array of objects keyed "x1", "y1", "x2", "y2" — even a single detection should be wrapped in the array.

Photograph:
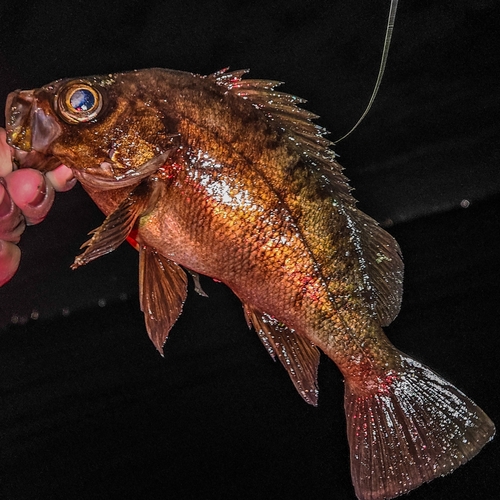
[{"x1": 344, "y1": 353, "x2": 495, "y2": 500}]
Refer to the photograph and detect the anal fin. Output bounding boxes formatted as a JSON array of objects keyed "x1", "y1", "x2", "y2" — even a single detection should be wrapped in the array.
[
  {"x1": 139, "y1": 246, "x2": 188, "y2": 353},
  {"x1": 243, "y1": 305, "x2": 320, "y2": 406}
]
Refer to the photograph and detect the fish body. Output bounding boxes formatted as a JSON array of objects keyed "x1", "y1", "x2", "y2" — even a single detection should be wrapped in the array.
[{"x1": 5, "y1": 68, "x2": 494, "y2": 500}]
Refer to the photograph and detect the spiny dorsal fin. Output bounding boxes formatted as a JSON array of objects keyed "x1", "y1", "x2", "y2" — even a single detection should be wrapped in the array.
[
  {"x1": 139, "y1": 246, "x2": 188, "y2": 354},
  {"x1": 243, "y1": 304, "x2": 320, "y2": 406},
  {"x1": 213, "y1": 68, "x2": 353, "y2": 204}
]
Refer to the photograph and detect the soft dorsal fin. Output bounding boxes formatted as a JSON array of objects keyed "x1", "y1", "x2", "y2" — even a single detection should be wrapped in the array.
[
  {"x1": 243, "y1": 304, "x2": 320, "y2": 406},
  {"x1": 343, "y1": 205, "x2": 404, "y2": 326},
  {"x1": 139, "y1": 246, "x2": 188, "y2": 353}
]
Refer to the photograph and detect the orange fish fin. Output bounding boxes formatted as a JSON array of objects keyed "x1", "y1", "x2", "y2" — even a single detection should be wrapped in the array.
[
  {"x1": 214, "y1": 69, "x2": 352, "y2": 203},
  {"x1": 139, "y1": 246, "x2": 188, "y2": 354},
  {"x1": 344, "y1": 353, "x2": 495, "y2": 500},
  {"x1": 71, "y1": 181, "x2": 155, "y2": 269},
  {"x1": 343, "y1": 206, "x2": 404, "y2": 326},
  {"x1": 243, "y1": 305, "x2": 320, "y2": 406}
]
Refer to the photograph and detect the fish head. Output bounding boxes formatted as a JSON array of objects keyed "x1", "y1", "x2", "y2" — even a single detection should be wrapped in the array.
[{"x1": 5, "y1": 71, "x2": 179, "y2": 189}]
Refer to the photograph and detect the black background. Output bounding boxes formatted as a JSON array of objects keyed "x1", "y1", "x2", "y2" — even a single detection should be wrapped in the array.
[{"x1": 0, "y1": 1, "x2": 499, "y2": 499}]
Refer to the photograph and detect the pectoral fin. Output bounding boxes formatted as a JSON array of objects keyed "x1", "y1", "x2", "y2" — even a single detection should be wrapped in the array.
[
  {"x1": 243, "y1": 305, "x2": 320, "y2": 406},
  {"x1": 139, "y1": 246, "x2": 188, "y2": 353},
  {"x1": 71, "y1": 181, "x2": 156, "y2": 269}
]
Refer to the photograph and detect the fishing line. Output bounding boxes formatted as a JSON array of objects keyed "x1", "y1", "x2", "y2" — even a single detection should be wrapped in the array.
[{"x1": 334, "y1": 0, "x2": 399, "y2": 144}]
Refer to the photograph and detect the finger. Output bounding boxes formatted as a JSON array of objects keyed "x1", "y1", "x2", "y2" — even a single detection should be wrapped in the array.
[
  {"x1": 0, "y1": 128, "x2": 14, "y2": 177},
  {"x1": 0, "y1": 240, "x2": 21, "y2": 286},
  {"x1": 46, "y1": 164, "x2": 76, "y2": 192},
  {"x1": 0, "y1": 183, "x2": 25, "y2": 242},
  {"x1": 5, "y1": 169, "x2": 55, "y2": 225}
]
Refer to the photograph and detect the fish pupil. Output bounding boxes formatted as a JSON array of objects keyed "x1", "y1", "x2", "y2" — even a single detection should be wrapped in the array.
[{"x1": 70, "y1": 88, "x2": 95, "y2": 112}]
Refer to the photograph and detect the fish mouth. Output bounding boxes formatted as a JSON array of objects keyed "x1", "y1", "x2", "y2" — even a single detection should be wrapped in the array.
[{"x1": 5, "y1": 89, "x2": 63, "y2": 170}]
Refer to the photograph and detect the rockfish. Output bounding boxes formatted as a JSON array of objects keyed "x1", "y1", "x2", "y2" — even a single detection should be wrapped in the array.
[{"x1": 5, "y1": 68, "x2": 495, "y2": 500}]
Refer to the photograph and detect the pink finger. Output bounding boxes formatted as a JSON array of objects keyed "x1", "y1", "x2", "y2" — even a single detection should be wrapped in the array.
[
  {"x1": 46, "y1": 164, "x2": 76, "y2": 192},
  {"x1": 0, "y1": 240, "x2": 21, "y2": 286},
  {"x1": 0, "y1": 183, "x2": 25, "y2": 242},
  {"x1": 0, "y1": 128, "x2": 14, "y2": 177},
  {"x1": 5, "y1": 169, "x2": 55, "y2": 225}
]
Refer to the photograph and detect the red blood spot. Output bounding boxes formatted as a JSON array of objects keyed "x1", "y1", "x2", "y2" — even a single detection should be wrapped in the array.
[{"x1": 127, "y1": 229, "x2": 139, "y2": 250}]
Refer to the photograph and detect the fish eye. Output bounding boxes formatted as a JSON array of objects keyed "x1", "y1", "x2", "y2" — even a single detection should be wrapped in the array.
[{"x1": 56, "y1": 81, "x2": 104, "y2": 124}]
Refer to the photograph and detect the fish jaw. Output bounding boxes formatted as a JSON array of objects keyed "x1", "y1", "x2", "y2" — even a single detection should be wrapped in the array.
[{"x1": 6, "y1": 89, "x2": 62, "y2": 156}]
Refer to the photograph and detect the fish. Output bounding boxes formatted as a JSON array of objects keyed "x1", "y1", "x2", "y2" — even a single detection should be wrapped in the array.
[{"x1": 5, "y1": 68, "x2": 495, "y2": 500}]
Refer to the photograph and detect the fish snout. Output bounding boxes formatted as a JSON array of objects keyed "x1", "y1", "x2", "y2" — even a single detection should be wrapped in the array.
[
  {"x1": 5, "y1": 90, "x2": 34, "y2": 151},
  {"x1": 6, "y1": 90, "x2": 62, "y2": 155}
]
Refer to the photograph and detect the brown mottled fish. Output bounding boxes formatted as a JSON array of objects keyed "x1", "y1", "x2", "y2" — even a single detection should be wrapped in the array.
[{"x1": 5, "y1": 68, "x2": 494, "y2": 500}]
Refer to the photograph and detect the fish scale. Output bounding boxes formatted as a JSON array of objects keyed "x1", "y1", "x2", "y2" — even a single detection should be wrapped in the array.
[{"x1": 5, "y1": 67, "x2": 494, "y2": 500}]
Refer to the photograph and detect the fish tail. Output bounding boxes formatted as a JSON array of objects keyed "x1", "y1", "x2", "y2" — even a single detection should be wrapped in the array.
[{"x1": 344, "y1": 352, "x2": 495, "y2": 500}]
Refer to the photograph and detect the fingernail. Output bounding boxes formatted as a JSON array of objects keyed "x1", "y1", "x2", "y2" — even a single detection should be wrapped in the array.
[
  {"x1": 24, "y1": 178, "x2": 55, "y2": 226},
  {"x1": 64, "y1": 176, "x2": 77, "y2": 190},
  {"x1": 27, "y1": 179, "x2": 47, "y2": 208},
  {"x1": 0, "y1": 189, "x2": 25, "y2": 242},
  {"x1": 46, "y1": 167, "x2": 77, "y2": 192}
]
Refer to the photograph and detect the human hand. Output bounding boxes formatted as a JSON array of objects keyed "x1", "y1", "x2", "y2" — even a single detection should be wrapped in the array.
[{"x1": 0, "y1": 127, "x2": 76, "y2": 285}]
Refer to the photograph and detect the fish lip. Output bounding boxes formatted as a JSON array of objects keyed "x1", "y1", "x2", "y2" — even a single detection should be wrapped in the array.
[
  {"x1": 5, "y1": 89, "x2": 62, "y2": 155},
  {"x1": 5, "y1": 90, "x2": 34, "y2": 151}
]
